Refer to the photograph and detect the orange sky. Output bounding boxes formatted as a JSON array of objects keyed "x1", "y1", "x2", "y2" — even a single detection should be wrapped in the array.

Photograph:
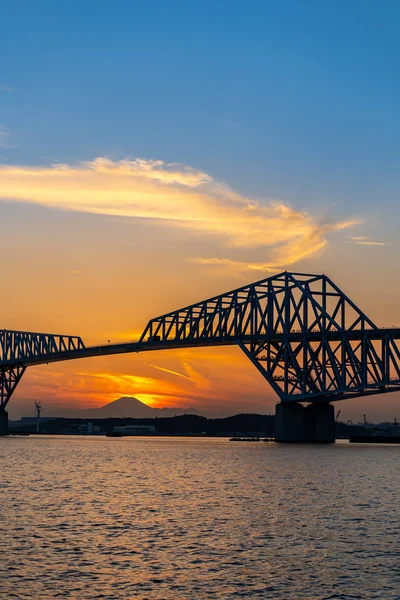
[{"x1": 0, "y1": 158, "x2": 398, "y2": 422}]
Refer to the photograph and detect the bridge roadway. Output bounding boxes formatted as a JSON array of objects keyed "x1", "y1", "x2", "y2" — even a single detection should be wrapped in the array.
[{"x1": 2, "y1": 328, "x2": 400, "y2": 369}]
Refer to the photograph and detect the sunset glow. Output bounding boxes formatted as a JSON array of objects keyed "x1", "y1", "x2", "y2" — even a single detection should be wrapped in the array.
[{"x1": 1, "y1": 1, "x2": 399, "y2": 423}]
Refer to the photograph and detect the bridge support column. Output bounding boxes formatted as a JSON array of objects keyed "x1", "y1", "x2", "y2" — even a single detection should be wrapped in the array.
[
  {"x1": 275, "y1": 402, "x2": 305, "y2": 442},
  {"x1": 306, "y1": 402, "x2": 335, "y2": 443},
  {"x1": 0, "y1": 408, "x2": 8, "y2": 436},
  {"x1": 275, "y1": 402, "x2": 334, "y2": 443}
]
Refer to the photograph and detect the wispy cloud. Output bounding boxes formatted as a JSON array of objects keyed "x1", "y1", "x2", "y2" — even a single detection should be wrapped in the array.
[
  {"x1": 146, "y1": 362, "x2": 194, "y2": 381},
  {"x1": 0, "y1": 84, "x2": 15, "y2": 92},
  {"x1": 146, "y1": 361, "x2": 211, "y2": 390},
  {"x1": 181, "y1": 361, "x2": 212, "y2": 389},
  {"x1": 0, "y1": 156, "x2": 358, "y2": 268},
  {"x1": 193, "y1": 257, "x2": 276, "y2": 272},
  {"x1": 72, "y1": 367, "x2": 210, "y2": 408},
  {"x1": 348, "y1": 236, "x2": 389, "y2": 246},
  {"x1": 77, "y1": 371, "x2": 156, "y2": 388},
  {"x1": 194, "y1": 219, "x2": 355, "y2": 272}
]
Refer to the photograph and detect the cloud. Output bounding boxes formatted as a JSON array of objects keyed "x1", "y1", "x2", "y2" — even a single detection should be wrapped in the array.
[
  {"x1": 147, "y1": 361, "x2": 212, "y2": 390},
  {"x1": 356, "y1": 241, "x2": 387, "y2": 246},
  {"x1": 146, "y1": 362, "x2": 194, "y2": 382},
  {"x1": 348, "y1": 236, "x2": 389, "y2": 246},
  {"x1": 73, "y1": 367, "x2": 211, "y2": 408},
  {"x1": 0, "y1": 156, "x2": 358, "y2": 268},
  {"x1": 181, "y1": 362, "x2": 212, "y2": 389},
  {"x1": 0, "y1": 84, "x2": 15, "y2": 92},
  {"x1": 194, "y1": 219, "x2": 355, "y2": 272},
  {"x1": 77, "y1": 371, "x2": 156, "y2": 388}
]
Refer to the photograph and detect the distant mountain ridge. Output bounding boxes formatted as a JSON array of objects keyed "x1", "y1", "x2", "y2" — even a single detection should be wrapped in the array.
[{"x1": 86, "y1": 396, "x2": 200, "y2": 418}]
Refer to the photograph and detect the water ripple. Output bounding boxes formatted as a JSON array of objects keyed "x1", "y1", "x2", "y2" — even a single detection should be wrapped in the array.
[{"x1": 0, "y1": 437, "x2": 399, "y2": 598}]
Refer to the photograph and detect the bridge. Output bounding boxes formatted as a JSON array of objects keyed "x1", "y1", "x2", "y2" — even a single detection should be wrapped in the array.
[{"x1": 2, "y1": 271, "x2": 400, "y2": 441}]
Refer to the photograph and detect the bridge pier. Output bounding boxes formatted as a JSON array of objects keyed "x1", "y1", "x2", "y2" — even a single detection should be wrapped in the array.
[
  {"x1": 275, "y1": 402, "x2": 335, "y2": 443},
  {"x1": 0, "y1": 408, "x2": 8, "y2": 436}
]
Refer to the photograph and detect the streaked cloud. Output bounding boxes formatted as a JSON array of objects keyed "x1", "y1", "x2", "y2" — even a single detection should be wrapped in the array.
[
  {"x1": 73, "y1": 366, "x2": 212, "y2": 408},
  {"x1": 18, "y1": 346, "x2": 278, "y2": 416},
  {"x1": 0, "y1": 156, "x2": 358, "y2": 268},
  {"x1": 0, "y1": 84, "x2": 15, "y2": 92},
  {"x1": 193, "y1": 257, "x2": 276, "y2": 274},
  {"x1": 195, "y1": 220, "x2": 354, "y2": 272},
  {"x1": 77, "y1": 371, "x2": 156, "y2": 389},
  {"x1": 147, "y1": 361, "x2": 212, "y2": 390},
  {"x1": 146, "y1": 362, "x2": 194, "y2": 381},
  {"x1": 348, "y1": 236, "x2": 389, "y2": 246},
  {"x1": 181, "y1": 361, "x2": 212, "y2": 389}
]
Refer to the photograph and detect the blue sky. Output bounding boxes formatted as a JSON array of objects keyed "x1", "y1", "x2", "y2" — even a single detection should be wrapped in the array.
[
  {"x1": 1, "y1": 1, "x2": 400, "y2": 419},
  {"x1": 2, "y1": 1, "x2": 400, "y2": 211}
]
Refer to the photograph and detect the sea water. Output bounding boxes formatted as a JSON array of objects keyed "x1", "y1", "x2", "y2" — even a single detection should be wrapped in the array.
[{"x1": 1, "y1": 436, "x2": 399, "y2": 599}]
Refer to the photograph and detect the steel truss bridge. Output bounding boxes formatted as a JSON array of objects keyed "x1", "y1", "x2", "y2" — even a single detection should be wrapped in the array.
[{"x1": 2, "y1": 271, "x2": 400, "y2": 418}]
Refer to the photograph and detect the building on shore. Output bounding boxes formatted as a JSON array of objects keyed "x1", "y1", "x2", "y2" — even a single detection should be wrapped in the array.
[{"x1": 113, "y1": 424, "x2": 156, "y2": 434}]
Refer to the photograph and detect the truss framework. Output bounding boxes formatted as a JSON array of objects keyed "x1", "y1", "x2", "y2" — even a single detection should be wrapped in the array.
[
  {"x1": 0, "y1": 330, "x2": 85, "y2": 364},
  {"x1": 0, "y1": 365, "x2": 26, "y2": 409},
  {"x1": 140, "y1": 272, "x2": 400, "y2": 402},
  {"x1": 1, "y1": 272, "x2": 400, "y2": 410},
  {"x1": 0, "y1": 330, "x2": 85, "y2": 409}
]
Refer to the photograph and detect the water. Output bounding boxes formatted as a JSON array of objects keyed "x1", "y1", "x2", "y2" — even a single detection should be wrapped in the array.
[{"x1": 1, "y1": 436, "x2": 399, "y2": 599}]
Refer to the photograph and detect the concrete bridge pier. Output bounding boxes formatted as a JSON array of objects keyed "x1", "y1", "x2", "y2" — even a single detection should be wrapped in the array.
[
  {"x1": 0, "y1": 408, "x2": 8, "y2": 436},
  {"x1": 275, "y1": 402, "x2": 335, "y2": 443}
]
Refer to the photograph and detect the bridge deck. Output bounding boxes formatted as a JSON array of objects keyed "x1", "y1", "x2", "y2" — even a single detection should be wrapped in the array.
[{"x1": 1, "y1": 328, "x2": 400, "y2": 368}]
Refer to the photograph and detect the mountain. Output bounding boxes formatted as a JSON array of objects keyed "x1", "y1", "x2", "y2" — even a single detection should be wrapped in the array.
[{"x1": 87, "y1": 396, "x2": 199, "y2": 418}]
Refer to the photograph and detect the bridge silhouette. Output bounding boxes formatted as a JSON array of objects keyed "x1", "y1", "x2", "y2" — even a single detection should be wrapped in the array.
[{"x1": 2, "y1": 271, "x2": 400, "y2": 441}]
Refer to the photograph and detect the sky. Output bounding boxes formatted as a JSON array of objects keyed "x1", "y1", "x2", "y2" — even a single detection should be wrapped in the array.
[{"x1": 1, "y1": 1, "x2": 400, "y2": 421}]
